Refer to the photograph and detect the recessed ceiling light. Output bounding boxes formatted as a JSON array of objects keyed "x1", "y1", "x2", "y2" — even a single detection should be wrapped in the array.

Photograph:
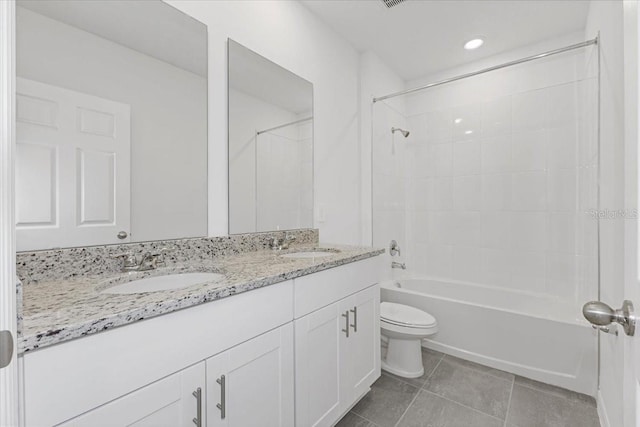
[
  {"x1": 464, "y1": 130, "x2": 473, "y2": 135},
  {"x1": 464, "y1": 38, "x2": 484, "y2": 50},
  {"x1": 454, "y1": 118, "x2": 462, "y2": 124}
]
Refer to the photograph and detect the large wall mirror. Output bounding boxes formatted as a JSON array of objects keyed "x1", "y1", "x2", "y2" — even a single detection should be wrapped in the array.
[
  {"x1": 15, "y1": 0, "x2": 208, "y2": 251},
  {"x1": 228, "y1": 39, "x2": 313, "y2": 234}
]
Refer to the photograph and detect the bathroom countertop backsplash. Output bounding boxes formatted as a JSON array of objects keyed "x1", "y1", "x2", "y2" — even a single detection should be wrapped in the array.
[{"x1": 17, "y1": 229, "x2": 384, "y2": 353}]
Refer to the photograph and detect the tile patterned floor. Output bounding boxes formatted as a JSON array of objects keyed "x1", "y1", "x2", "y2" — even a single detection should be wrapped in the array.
[{"x1": 336, "y1": 348, "x2": 600, "y2": 427}]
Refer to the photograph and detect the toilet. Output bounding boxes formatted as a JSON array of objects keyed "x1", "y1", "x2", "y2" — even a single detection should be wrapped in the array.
[{"x1": 380, "y1": 302, "x2": 438, "y2": 378}]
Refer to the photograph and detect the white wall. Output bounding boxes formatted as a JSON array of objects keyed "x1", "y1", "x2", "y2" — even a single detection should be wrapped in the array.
[
  {"x1": 585, "y1": 1, "x2": 626, "y2": 426},
  {"x1": 16, "y1": 7, "x2": 208, "y2": 243},
  {"x1": 168, "y1": 0, "x2": 362, "y2": 244},
  {"x1": 359, "y1": 51, "x2": 407, "y2": 277}
]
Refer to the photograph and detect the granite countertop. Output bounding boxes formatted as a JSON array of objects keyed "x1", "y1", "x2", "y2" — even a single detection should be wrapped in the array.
[{"x1": 19, "y1": 244, "x2": 384, "y2": 353}]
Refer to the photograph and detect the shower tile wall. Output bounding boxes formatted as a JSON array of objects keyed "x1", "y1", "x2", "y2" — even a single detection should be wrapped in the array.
[
  {"x1": 374, "y1": 44, "x2": 599, "y2": 306},
  {"x1": 372, "y1": 99, "x2": 408, "y2": 275}
]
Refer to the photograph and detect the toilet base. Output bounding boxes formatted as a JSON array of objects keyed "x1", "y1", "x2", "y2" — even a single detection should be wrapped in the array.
[
  {"x1": 381, "y1": 336, "x2": 425, "y2": 378},
  {"x1": 381, "y1": 359, "x2": 424, "y2": 378}
]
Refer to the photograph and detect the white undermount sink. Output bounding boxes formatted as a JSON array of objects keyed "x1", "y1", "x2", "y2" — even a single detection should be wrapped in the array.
[
  {"x1": 280, "y1": 250, "x2": 338, "y2": 259},
  {"x1": 101, "y1": 272, "x2": 225, "y2": 295}
]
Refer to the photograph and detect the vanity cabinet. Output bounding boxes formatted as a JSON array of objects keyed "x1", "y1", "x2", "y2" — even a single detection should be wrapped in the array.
[
  {"x1": 293, "y1": 257, "x2": 382, "y2": 427},
  {"x1": 21, "y1": 280, "x2": 294, "y2": 427},
  {"x1": 19, "y1": 256, "x2": 383, "y2": 427},
  {"x1": 206, "y1": 323, "x2": 294, "y2": 427},
  {"x1": 57, "y1": 323, "x2": 295, "y2": 427},
  {"x1": 57, "y1": 362, "x2": 205, "y2": 427}
]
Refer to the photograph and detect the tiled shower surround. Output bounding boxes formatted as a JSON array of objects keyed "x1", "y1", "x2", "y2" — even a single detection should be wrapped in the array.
[{"x1": 373, "y1": 39, "x2": 599, "y2": 308}]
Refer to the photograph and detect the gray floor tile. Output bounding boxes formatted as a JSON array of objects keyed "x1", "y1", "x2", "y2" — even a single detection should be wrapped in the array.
[
  {"x1": 351, "y1": 375, "x2": 419, "y2": 427},
  {"x1": 397, "y1": 390, "x2": 504, "y2": 427},
  {"x1": 335, "y1": 411, "x2": 376, "y2": 427},
  {"x1": 423, "y1": 357, "x2": 513, "y2": 419},
  {"x1": 506, "y1": 384, "x2": 600, "y2": 427},
  {"x1": 514, "y1": 376, "x2": 596, "y2": 406},
  {"x1": 383, "y1": 347, "x2": 444, "y2": 388},
  {"x1": 442, "y1": 355, "x2": 515, "y2": 381}
]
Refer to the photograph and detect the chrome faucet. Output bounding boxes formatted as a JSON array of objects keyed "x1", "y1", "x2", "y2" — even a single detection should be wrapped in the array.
[
  {"x1": 110, "y1": 248, "x2": 168, "y2": 272},
  {"x1": 269, "y1": 232, "x2": 297, "y2": 251},
  {"x1": 391, "y1": 262, "x2": 406, "y2": 270},
  {"x1": 137, "y1": 250, "x2": 168, "y2": 271},
  {"x1": 282, "y1": 232, "x2": 296, "y2": 249},
  {"x1": 390, "y1": 240, "x2": 401, "y2": 257}
]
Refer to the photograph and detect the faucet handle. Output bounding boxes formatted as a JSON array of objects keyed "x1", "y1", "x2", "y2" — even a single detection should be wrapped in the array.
[
  {"x1": 281, "y1": 232, "x2": 296, "y2": 250},
  {"x1": 390, "y1": 240, "x2": 401, "y2": 257},
  {"x1": 270, "y1": 237, "x2": 282, "y2": 250},
  {"x1": 110, "y1": 252, "x2": 138, "y2": 270},
  {"x1": 151, "y1": 248, "x2": 169, "y2": 265},
  {"x1": 110, "y1": 251, "x2": 134, "y2": 259}
]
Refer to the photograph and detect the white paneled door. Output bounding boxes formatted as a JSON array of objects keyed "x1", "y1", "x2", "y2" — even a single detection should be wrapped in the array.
[
  {"x1": 0, "y1": 1, "x2": 18, "y2": 426},
  {"x1": 15, "y1": 78, "x2": 130, "y2": 251},
  {"x1": 623, "y1": 2, "x2": 640, "y2": 426}
]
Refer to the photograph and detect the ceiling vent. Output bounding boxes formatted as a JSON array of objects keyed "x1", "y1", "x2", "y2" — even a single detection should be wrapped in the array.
[{"x1": 381, "y1": 0, "x2": 406, "y2": 8}]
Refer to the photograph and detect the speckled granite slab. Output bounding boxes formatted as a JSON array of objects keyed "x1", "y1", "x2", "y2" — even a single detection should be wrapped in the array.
[
  {"x1": 17, "y1": 229, "x2": 318, "y2": 285},
  {"x1": 18, "y1": 232, "x2": 383, "y2": 353}
]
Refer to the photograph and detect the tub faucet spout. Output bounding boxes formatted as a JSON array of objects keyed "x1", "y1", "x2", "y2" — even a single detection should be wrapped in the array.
[{"x1": 392, "y1": 262, "x2": 406, "y2": 270}]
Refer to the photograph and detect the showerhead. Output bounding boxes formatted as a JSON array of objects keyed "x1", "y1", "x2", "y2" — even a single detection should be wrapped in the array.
[{"x1": 391, "y1": 127, "x2": 410, "y2": 138}]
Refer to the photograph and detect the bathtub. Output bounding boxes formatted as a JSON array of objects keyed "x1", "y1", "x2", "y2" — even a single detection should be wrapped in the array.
[{"x1": 381, "y1": 278, "x2": 597, "y2": 395}]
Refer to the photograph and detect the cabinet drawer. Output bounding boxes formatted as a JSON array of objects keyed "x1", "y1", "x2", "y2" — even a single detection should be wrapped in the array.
[{"x1": 294, "y1": 256, "x2": 383, "y2": 318}]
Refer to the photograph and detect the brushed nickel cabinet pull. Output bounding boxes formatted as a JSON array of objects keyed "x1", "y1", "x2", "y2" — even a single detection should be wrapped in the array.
[
  {"x1": 216, "y1": 374, "x2": 226, "y2": 419},
  {"x1": 192, "y1": 387, "x2": 202, "y2": 427},
  {"x1": 350, "y1": 306, "x2": 358, "y2": 332},
  {"x1": 342, "y1": 311, "x2": 350, "y2": 338}
]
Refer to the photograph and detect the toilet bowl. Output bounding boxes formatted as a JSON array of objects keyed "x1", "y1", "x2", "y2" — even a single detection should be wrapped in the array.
[{"x1": 380, "y1": 302, "x2": 438, "y2": 378}]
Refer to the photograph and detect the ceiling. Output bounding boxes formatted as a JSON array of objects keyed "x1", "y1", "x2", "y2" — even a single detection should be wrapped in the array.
[
  {"x1": 229, "y1": 40, "x2": 313, "y2": 115},
  {"x1": 18, "y1": 0, "x2": 208, "y2": 77},
  {"x1": 301, "y1": 0, "x2": 590, "y2": 81}
]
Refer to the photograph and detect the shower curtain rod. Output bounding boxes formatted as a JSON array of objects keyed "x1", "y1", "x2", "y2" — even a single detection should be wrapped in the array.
[
  {"x1": 256, "y1": 116, "x2": 313, "y2": 135},
  {"x1": 373, "y1": 37, "x2": 598, "y2": 103}
]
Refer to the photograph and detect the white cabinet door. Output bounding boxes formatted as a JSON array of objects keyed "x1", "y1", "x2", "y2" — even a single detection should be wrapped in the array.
[
  {"x1": 295, "y1": 285, "x2": 380, "y2": 427},
  {"x1": 58, "y1": 362, "x2": 205, "y2": 427},
  {"x1": 206, "y1": 323, "x2": 294, "y2": 427},
  {"x1": 340, "y1": 285, "x2": 380, "y2": 403},
  {"x1": 294, "y1": 302, "x2": 347, "y2": 427},
  {"x1": 15, "y1": 78, "x2": 131, "y2": 251}
]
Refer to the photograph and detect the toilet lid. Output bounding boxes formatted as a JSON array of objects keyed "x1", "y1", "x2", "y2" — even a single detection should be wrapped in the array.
[{"x1": 380, "y1": 302, "x2": 436, "y2": 328}]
